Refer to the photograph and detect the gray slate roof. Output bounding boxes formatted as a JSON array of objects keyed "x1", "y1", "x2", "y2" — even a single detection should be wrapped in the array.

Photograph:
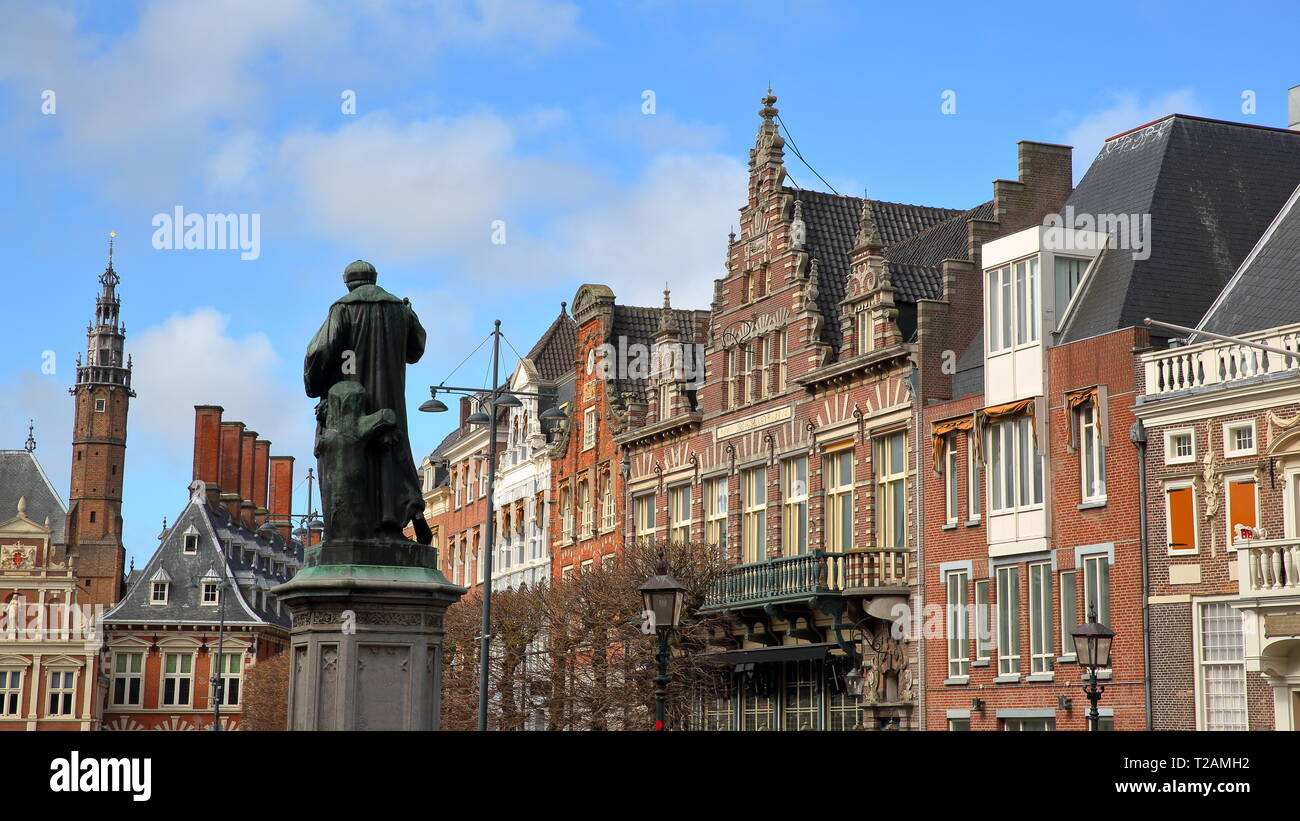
[
  {"x1": 526, "y1": 308, "x2": 577, "y2": 382},
  {"x1": 0, "y1": 450, "x2": 66, "y2": 547},
  {"x1": 609, "y1": 304, "x2": 707, "y2": 398},
  {"x1": 105, "y1": 484, "x2": 302, "y2": 628},
  {"x1": 793, "y1": 188, "x2": 966, "y2": 352},
  {"x1": 1197, "y1": 184, "x2": 1300, "y2": 337},
  {"x1": 1060, "y1": 115, "x2": 1300, "y2": 343}
]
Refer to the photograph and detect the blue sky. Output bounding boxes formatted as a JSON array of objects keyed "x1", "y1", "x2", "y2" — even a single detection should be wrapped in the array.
[{"x1": 0, "y1": 0, "x2": 1296, "y2": 568}]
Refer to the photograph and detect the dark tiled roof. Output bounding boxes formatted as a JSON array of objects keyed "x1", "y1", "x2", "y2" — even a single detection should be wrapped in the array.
[
  {"x1": 526, "y1": 308, "x2": 577, "y2": 382},
  {"x1": 884, "y1": 201, "x2": 994, "y2": 301},
  {"x1": 0, "y1": 450, "x2": 66, "y2": 547},
  {"x1": 609, "y1": 305, "x2": 706, "y2": 398},
  {"x1": 1060, "y1": 116, "x2": 1300, "y2": 343},
  {"x1": 1197, "y1": 185, "x2": 1300, "y2": 337},
  {"x1": 793, "y1": 189, "x2": 964, "y2": 352},
  {"x1": 105, "y1": 486, "x2": 302, "y2": 628}
]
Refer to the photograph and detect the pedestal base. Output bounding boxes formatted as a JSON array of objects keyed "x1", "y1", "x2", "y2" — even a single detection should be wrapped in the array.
[{"x1": 272, "y1": 555, "x2": 465, "y2": 731}]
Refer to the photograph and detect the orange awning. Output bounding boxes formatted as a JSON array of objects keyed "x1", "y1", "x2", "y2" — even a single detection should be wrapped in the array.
[{"x1": 931, "y1": 415, "x2": 974, "y2": 473}]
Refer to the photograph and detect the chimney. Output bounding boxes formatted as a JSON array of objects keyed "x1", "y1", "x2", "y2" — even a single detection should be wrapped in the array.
[
  {"x1": 268, "y1": 455, "x2": 294, "y2": 543},
  {"x1": 192, "y1": 405, "x2": 224, "y2": 509},
  {"x1": 239, "y1": 430, "x2": 257, "y2": 529},
  {"x1": 460, "y1": 395, "x2": 471, "y2": 428},
  {"x1": 218, "y1": 422, "x2": 245, "y2": 522},
  {"x1": 252, "y1": 439, "x2": 271, "y2": 527},
  {"x1": 1290, "y1": 85, "x2": 1300, "y2": 131}
]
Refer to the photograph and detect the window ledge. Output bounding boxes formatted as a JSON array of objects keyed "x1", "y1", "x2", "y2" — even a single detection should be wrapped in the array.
[
  {"x1": 1058, "y1": 654, "x2": 1077, "y2": 664},
  {"x1": 1026, "y1": 673, "x2": 1055, "y2": 683},
  {"x1": 1077, "y1": 499, "x2": 1107, "y2": 511},
  {"x1": 943, "y1": 676, "x2": 970, "y2": 686},
  {"x1": 993, "y1": 674, "x2": 1021, "y2": 684},
  {"x1": 941, "y1": 523, "x2": 958, "y2": 531},
  {"x1": 971, "y1": 659, "x2": 990, "y2": 668},
  {"x1": 964, "y1": 519, "x2": 982, "y2": 528}
]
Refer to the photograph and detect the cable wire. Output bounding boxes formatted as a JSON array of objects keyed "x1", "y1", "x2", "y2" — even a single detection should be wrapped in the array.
[{"x1": 775, "y1": 112, "x2": 839, "y2": 195}]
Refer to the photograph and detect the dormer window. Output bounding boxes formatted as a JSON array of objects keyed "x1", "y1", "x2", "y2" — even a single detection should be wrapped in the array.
[
  {"x1": 151, "y1": 581, "x2": 168, "y2": 604},
  {"x1": 858, "y1": 310, "x2": 874, "y2": 355},
  {"x1": 658, "y1": 382, "x2": 672, "y2": 419},
  {"x1": 202, "y1": 582, "x2": 219, "y2": 604},
  {"x1": 183, "y1": 527, "x2": 199, "y2": 554}
]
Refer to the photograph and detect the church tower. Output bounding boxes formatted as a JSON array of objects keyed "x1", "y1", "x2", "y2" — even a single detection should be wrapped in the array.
[{"x1": 66, "y1": 234, "x2": 133, "y2": 606}]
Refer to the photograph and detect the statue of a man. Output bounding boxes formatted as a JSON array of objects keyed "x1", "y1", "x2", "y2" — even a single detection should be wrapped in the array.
[{"x1": 305, "y1": 260, "x2": 433, "y2": 545}]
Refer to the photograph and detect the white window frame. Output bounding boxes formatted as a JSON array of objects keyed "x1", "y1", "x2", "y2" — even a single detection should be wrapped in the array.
[
  {"x1": 740, "y1": 466, "x2": 767, "y2": 564},
  {"x1": 782, "y1": 456, "x2": 808, "y2": 555},
  {"x1": 1082, "y1": 553, "x2": 1110, "y2": 628},
  {"x1": 946, "y1": 569, "x2": 970, "y2": 678},
  {"x1": 599, "y1": 472, "x2": 615, "y2": 532},
  {"x1": 1165, "y1": 427, "x2": 1195, "y2": 465},
  {"x1": 219, "y1": 652, "x2": 242, "y2": 707},
  {"x1": 669, "y1": 484, "x2": 691, "y2": 543},
  {"x1": 1079, "y1": 401, "x2": 1106, "y2": 503},
  {"x1": 583, "y1": 407, "x2": 597, "y2": 451},
  {"x1": 705, "y1": 476, "x2": 728, "y2": 558},
  {"x1": 47, "y1": 669, "x2": 76, "y2": 717},
  {"x1": 987, "y1": 416, "x2": 1042, "y2": 514},
  {"x1": 150, "y1": 581, "x2": 169, "y2": 605},
  {"x1": 968, "y1": 432, "x2": 981, "y2": 520},
  {"x1": 1164, "y1": 481, "x2": 1199, "y2": 555},
  {"x1": 201, "y1": 582, "x2": 219, "y2": 605},
  {"x1": 996, "y1": 565, "x2": 1020, "y2": 676},
  {"x1": 162, "y1": 652, "x2": 194, "y2": 707},
  {"x1": 974, "y1": 579, "x2": 991, "y2": 662},
  {"x1": 1223, "y1": 473, "x2": 1259, "y2": 551},
  {"x1": 579, "y1": 480, "x2": 593, "y2": 540},
  {"x1": 1028, "y1": 561, "x2": 1053, "y2": 675},
  {"x1": 560, "y1": 486, "x2": 573, "y2": 543},
  {"x1": 825, "y1": 447, "x2": 854, "y2": 553},
  {"x1": 1053, "y1": 255, "x2": 1088, "y2": 328},
  {"x1": 875, "y1": 433, "x2": 906, "y2": 550},
  {"x1": 634, "y1": 492, "x2": 656, "y2": 542},
  {"x1": 773, "y1": 332, "x2": 787, "y2": 394},
  {"x1": 1196, "y1": 599, "x2": 1248, "y2": 731},
  {"x1": 986, "y1": 256, "x2": 1040, "y2": 353},
  {"x1": 858, "y1": 310, "x2": 873, "y2": 355},
  {"x1": 183, "y1": 533, "x2": 199, "y2": 554},
  {"x1": 1059, "y1": 570, "x2": 1078, "y2": 660},
  {"x1": 0, "y1": 669, "x2": 23, "y2": 716},
  {"x1": 944, "y1": 434, "x2": 959, "y2": 524},
  {"x1": 1224, "y1": 421, "x2": 1256, "y2": 457}
]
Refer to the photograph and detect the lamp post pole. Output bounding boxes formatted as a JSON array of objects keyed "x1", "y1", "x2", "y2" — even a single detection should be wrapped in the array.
[
  {"x1": 212, "y1": 581, "x2": 226, "y2": 732},
  {"x1": 477, "y1": 320, "x2": 502, "y2": 732},
  {"x1": 654, "y1": 629, "x2": 669, "y2": 731},
  {"x1": 1083, "y1": 665, "x2": 1104, "y2": 732}
]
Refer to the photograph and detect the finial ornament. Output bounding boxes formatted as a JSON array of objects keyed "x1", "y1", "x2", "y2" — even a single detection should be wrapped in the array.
[{"x1": 24, "y1": 420, "x2": 35, "y2": 453}]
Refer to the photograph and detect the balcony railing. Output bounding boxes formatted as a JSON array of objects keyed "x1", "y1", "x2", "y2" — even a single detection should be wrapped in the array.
[
  {"x1": 1142, "y1": 322, "x2": 1300, "y2": 397},
  {"x1": 1238, "y1": 537, "x2": 1300, "y2": 598},
  {"x1": 704, "y1": 548, "x2": 909, "y2": 609}
]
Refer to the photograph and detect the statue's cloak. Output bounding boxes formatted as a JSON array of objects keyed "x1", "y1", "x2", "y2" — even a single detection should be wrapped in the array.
[{"x1": 304, "y1": 284, "x2": 427, "y2": 539}]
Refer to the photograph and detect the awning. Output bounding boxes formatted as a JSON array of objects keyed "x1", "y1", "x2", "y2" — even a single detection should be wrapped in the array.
[
  {"x1": 701, "y1": 642, "x2": 837, "y2": 668},
  {"x1": 973, "y1": 397, "x2": 1037, "y2": 463},
  {"x1": 931, "y1": 414, "x2": 975, "y2": 474},
  {"x1": 1064, "y1": 386, "x2": 1098, "y2": 450}
]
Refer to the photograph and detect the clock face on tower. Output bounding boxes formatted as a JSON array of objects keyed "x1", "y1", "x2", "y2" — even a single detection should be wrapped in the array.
[{"x1": 586, "y1": 349, "x2": 596, "y2": 375}]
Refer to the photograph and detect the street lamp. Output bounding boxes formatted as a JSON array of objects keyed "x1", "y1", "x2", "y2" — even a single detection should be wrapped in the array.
[
  {"x1": 185, "y1": 577, "x2": 235, "y2": 731},
  {"x1": 639, "y1": 555, "x2": 686, "y2": 731},
  {"x1": 419, "y1": 319, "x2": 568, "y2": 731},
  {"x1": 1071, "y1": 606, "x2": 1114, "y2": 731}
]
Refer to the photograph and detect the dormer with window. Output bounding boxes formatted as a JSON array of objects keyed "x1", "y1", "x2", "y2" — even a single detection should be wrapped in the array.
[
  {"x1": 149, "y1": 566, "x2": 171, "y2": 604},
  {"x1": 182, "y1": 525, "x2": 200, "y2": 554}
]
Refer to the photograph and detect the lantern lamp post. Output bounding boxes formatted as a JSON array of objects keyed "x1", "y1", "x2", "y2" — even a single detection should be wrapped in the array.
[
  {"x1": 1070, "y1": 606, "x2": 1115, "y2": 731},
  {"x1": 639, "y1": 555, "x2": 686, "y2": 731}
]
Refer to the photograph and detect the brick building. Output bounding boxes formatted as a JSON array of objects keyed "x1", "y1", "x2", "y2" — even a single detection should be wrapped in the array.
[
  {"x1": 0, "y1": 444, "x2": 100, "y2": 730},
  {"x1": 553, "y1": 284, "x2": 708, "y2": 581},
  {"x1": 1135, "y1": 180, "x2": 1300, "y2": 730},
  {"x1": 100, "y1": 406, "x2": 302, "y2": 731},
  {"x1": 925, "y1": 113, "x2": 1300, "y2": 730},
  {"x1": 617, "y1": 90, "x2": 1071, "y2": 731}
]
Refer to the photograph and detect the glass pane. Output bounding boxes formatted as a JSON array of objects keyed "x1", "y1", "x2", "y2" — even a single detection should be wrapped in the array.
[{"x1": 1015, "y1": 261, "x2": 1027, "y2": 345}]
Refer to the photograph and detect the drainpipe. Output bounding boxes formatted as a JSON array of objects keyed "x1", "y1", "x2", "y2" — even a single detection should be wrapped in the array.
[
  {"x1": 1130, "y1": 419, "x2": 1153, "y2": 731},
  {"x1": 909, "y1": 362, "x2": 925, "y2": 730}
]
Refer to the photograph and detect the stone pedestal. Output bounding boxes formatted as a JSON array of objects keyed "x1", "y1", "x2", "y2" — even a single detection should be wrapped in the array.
[{"x1": 272, "y1": 540, "x2": 465, "y2": 731}]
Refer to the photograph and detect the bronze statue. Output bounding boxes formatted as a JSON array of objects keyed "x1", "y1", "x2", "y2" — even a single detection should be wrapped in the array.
[{"x1": 305, "y1": 260, "x2": 433, "y2": 545}]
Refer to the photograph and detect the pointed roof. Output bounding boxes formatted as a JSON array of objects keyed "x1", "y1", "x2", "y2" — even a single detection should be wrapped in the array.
[
  {"x1": 525, "y1": 304, "x2": 577, "y2": 382},
  {"x1": 1059, "y1": 115, "x2": 1300, "y2": 343},
  {"x1": 0, "y1": 450, "x2": 66, "y2": 547},
  {"x1": 1196, "y1": 182, "x2": 1300, "y2": 338},
  {"x1": 105, "y1": 481, "x2": 303, "y2": 627}
]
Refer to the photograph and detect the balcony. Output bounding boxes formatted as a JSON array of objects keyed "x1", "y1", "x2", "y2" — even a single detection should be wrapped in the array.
[
  {"x1": 703, "y1": 549, "x2": 909, "y2": 610},
  {"x1": 1142, "y1": 322, "x2": 1300, "y2": 397},
  {"x1": 1238, "y1": 537, "x2": 1300, "y2": 599}
]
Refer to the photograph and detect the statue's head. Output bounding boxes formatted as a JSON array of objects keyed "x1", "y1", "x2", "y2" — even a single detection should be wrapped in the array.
[{"x1": 343, "y1": 259, "x2": 378, "y2": 290}]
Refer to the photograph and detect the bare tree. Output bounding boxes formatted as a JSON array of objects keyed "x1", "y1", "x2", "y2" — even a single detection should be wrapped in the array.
[
  {"x1": 440, "y1": 539, "x2": 726, "y2": 731},
  {"x1": 241, "y1": 650, "x2": 289, "y2": 731}
]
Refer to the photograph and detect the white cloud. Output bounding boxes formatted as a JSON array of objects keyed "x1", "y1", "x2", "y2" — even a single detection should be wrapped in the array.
[
  {"x1": 1061, "y1": 89, "x2": 1202, "y2": 177},
  {"x1": 548, "y1": 152, "x2": 746, "y2": 308},
  {"x1": 129, "y1": 308, "x2": 313, "y2": 457},
  {"x1": 0, "y1": 371, "x2": 74, "y2": 502}
]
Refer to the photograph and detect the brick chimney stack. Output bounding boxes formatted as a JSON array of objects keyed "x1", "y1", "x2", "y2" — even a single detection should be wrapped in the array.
[
  {"x1": 268, "y1": 455, "x2": 294, "y2": 543},
  {"x1": 218, "y1": 421, "x2": 245, "y2": 522},
  {"x1": 192, "y1": 405, "x2": 224, "y2": 509},
  {"x1": 238, "y1": 430, "x2": 257, "y2": 529},
  {"x1": 253, "y1": 439, "x2": 271, "y2": 527},
  {"x1": 459, "y1": 395, "x2": 471, "y2": 428}
]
